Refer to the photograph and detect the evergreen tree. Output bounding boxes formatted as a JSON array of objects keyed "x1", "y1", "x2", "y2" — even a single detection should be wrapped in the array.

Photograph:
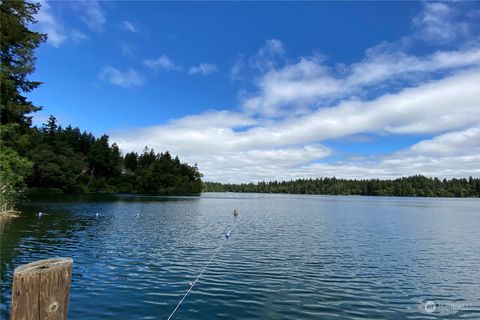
[
  {"x1": 1, "y1": 0, "x2": 46, "y2": 127},
  {"x1": 0, "y1": 0, "x2": 45, "y2": 210},
  {"x1": 124, "y1": 152, "x2": 138, "y2": 172}
]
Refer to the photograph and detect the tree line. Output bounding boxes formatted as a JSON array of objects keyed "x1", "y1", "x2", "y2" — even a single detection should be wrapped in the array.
[
  {"x1": 0, "y1": 1, "x2": 202, "y2": 211},
  {"x1": 204, "y1": 175, "x2": 480, "y2": 197},
  {"x1": 2, "y1": 1, "x2": 478, "y2": 213},
  {"x1": 20, "y1": 115, "x2": 203, "y2": 195}
]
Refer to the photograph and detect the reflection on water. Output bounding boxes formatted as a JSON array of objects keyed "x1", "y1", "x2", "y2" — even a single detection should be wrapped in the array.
[{"x1": 1, "y1": 193, "x2": 479, "y2": 319}]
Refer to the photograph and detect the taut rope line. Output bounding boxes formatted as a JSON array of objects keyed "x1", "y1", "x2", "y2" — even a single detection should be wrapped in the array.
[{"x1": 166, "y1": 219, "x2": 238, "y2": 320}]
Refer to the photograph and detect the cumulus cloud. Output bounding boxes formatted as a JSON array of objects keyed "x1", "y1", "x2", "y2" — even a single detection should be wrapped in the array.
[
  {"x1": 412, "y1": 2, "x2": 475, "y2": 44},
  {"x1": 110, "y1": 3, "x2": 480, "y2": 182},
  {"x1": 144, "y1": 55, "x2": 180, "y2": 71},
  {"x1": 321, "y1": 126, "x2": 480, "y2": 180},
  {"x1": 243, "y1": 46, "x2": 480, "y2": 116},
  {"x1": 99, "y1": 66, "x2": 144, "y2": 88},
  {"x1": 405, "y1": 126, "x2": 480, "y2": 157},
  {"x1": 413, "y1": 2, "x2": 457, "y2": 43},
  {"x1": 112, "y1": 62, "x2": 480, "y2": 181},
  {"x1": 280, "y1": 155, "x2": 480, "y2": 181},
  {"x1": 188, "y1": 63, "x2": 219, "y2": 75},
  {"x1": 169, "y1": 110, "x2": 256, "y2": 129}
]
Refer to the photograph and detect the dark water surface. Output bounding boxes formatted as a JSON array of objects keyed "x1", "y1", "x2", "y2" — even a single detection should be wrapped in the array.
[{"x1": 1, "y1": 193, "x2": 479, "y2": 319}]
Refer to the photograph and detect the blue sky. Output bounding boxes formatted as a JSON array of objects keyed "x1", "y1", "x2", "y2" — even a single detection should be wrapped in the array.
[{"x1": 30, "y1": 1, "x2": 480, "y2": 182}]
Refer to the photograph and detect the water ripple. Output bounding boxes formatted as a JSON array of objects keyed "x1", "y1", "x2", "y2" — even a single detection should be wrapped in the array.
[{"x1": 1, "y1": 194, "x2": 479, "y2": 319}]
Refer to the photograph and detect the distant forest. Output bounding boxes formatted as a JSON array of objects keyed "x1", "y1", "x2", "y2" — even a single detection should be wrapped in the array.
[{"x1": 204, "y1": 176, "x2": 480, "y2": 197}]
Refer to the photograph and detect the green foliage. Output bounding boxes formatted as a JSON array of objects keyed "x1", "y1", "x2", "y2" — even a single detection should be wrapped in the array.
[
  {"x1": 0, "y1": 143, "x2": 32, "y2": 211},
  {"x1": 124, "y1": 152, "x2": 138, "y2": 171},
  {"x1": 20, "y1": 117, "x2": 203, "y2": 195},
  {"x1": 0, "y1": 144, "x2": 32, "y2": 187},
  {"x1": 0, "y1": 1, "x2": 203, "y2": 201},
  {"x1": 123, "y1": 148, "x2": 203, "y2": 195},
  {"x1": 204, "y1": 175, "x2": 480, "y2": 198},
  {"x1": 0, "y1": 0, "x2": 45, "y2": 210},
  {"x1": 1, "y1": 0, "x2": 46, "y2": 127}
]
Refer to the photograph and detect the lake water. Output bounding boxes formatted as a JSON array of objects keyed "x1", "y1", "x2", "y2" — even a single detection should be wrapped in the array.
[{"x1": 1, "y1": 193, "x2": 479, "y2": 319}]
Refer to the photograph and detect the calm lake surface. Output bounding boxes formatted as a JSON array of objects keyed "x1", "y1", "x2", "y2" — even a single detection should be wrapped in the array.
[{"x1": 1, "y1": 193, "x2": 479, "y2": 319}]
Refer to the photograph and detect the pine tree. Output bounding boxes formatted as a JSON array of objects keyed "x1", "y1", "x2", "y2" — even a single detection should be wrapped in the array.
[
  {"x1": 0, "y1": 0, "x2": 46, "y2": 210},
  {"x1": 1, "y1": 0, "x2": 46, "y2": 127}
]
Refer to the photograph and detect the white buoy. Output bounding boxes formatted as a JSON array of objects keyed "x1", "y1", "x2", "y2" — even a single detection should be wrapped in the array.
[
  {"x1": 136, "y1": 213, "x2": 140, "y2": 217},
  {"x1": 37, "y1": 212, "x2": 43, "y2": 217},
  {"x1": 95, "y1": 213, "x2": 99, "y2": 217}
]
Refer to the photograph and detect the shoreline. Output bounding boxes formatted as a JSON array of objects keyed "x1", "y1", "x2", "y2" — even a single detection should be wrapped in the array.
[{"x1": 0, "y1": 210, "x2": 20, "y2": 223}]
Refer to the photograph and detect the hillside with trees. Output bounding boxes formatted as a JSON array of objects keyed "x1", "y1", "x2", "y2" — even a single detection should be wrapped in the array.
[
  {"x1": 0, "y1": 0, "x2": 202, "y2": 212},
  {"x1": 204, "y1": 176, "x2": 480, "y2": 198},
  {"x1": 24, "y1": 116, "x2": 203, "y2": 195}
]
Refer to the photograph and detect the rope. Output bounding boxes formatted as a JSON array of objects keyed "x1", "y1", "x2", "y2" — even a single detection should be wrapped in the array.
[{"x1": 166, "y1": 221, "x2": 238, "y2": 320}]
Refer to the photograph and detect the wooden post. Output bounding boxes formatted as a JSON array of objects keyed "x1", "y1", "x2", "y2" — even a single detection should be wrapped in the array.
[{"x1": 11, "y1": 258, "x2": 73, "y2": 320}]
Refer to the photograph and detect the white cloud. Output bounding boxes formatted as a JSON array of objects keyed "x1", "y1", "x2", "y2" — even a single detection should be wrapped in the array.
[
  {"x1": 78, "y1": 1, "x2": 106, "y2": 32},
  {"x1": 244, "y1": 145, "x2": 331, "y2": 166},
  {"x1": 34, "y1": 2, "x2": 96, "y2": 47},
  {"x1": 317, "y1": 126, "x2": 480, "y2": 180},
  {"x1": 250, "y1": 39, "x2": 285, "y2": 72},
  {"x1": 188, "y1": 63, "x2": 219, "y2": 76},
  {"x1": 406, "y1": 126, "x2": 480, "y2": 157},
  {"x1": 411, "y1": 1, "x2": 480, "y2": 46},
  {"x1": 110, "y1": 4, "x2": 480, "y2": 182},
  {"x1": 111, "y1": 68, "x2": 480, "y2": 181},
  {"x1": 414, "y1": 2, "x2": 456, "y2": 42},
  {"x1": 35, "y1": 1, "x2": 66, "y2": 47},
  {"x1": 121, "y1": 20, "x2": 137, "y2": 33},
  {"x1": 169, "y1": 110, "x2": 256, "y2": 129},
  {"x1": 243, "y1": 46, "x2": 480, "y2": 116},
  {"x1": 230, "y1": 54, "x2": 246, "y2": 80},
  {"x1": 119, "y1": 42, "x2": 136, "y2": 58},
  {"x1": 412, "y1": 2, "x2": 469, "y2": 44},
  {"x1": 99, "y1": 66, "x2": 144, "y2": 88},
  {"x1": 144, "y1": 55, "x2": 180, "y2": 71},
  {"x1": 230, "y1": 39, "x2": 285, "y2": 80},
  {"x1": 281, "y1": 154, "x2": 480, "y2": 181},
  {"x1": 71, "y1": 29, "x2": 90, "y2": 42},
  {"x1": 238, "y1": 3, "x2": 480, "y2": 117}
]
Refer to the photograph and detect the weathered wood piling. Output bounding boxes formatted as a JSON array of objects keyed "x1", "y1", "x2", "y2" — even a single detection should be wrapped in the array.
[{"x1": 11, "y1": 258, "x2": 73, "y2": 320}]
